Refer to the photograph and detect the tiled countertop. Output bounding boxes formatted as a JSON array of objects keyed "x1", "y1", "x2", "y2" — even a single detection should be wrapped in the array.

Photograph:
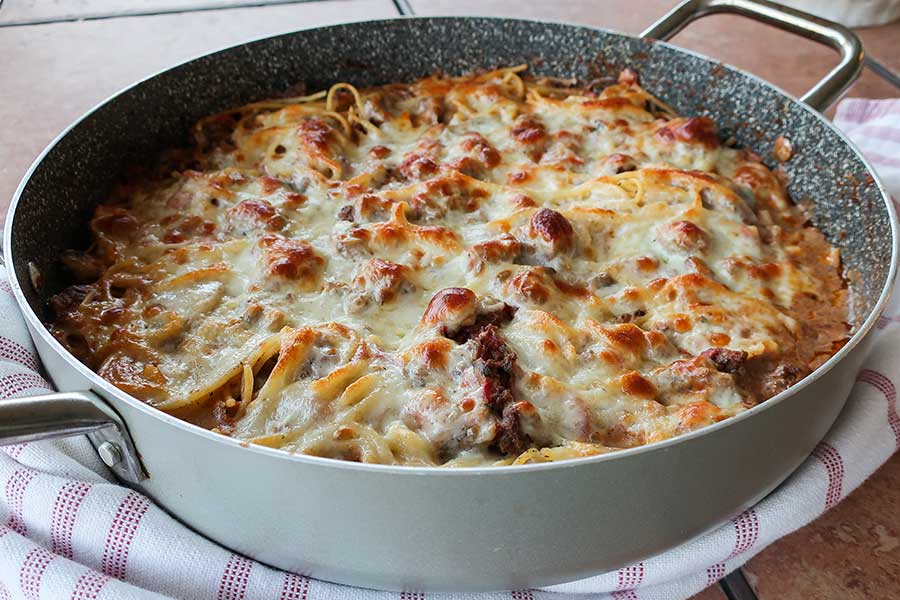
[{"x1": 2, "y1": 1, "x2": 898, "y2": 598}]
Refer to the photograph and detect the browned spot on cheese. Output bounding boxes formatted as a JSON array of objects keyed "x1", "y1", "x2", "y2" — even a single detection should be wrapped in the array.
[
  {"x1": 511, "y1": 114, "x2": 547, "y2": 144},
  {"x1": 507, "y1": 269, "x2": 551, "y2": 304},
  {"x1": 530, "y1": 208, "x2": 574, "y2": 253},
  {"x1": 747, "y1": 262, "x2": 781, "y2": 280},
  {"x1": 665, "y1": 220, "x2": 708, "y2": 253},
  {"x1": 511, "y1": 194, "x2": 537, "y2": 209},
  {"x1": 710, "y1": 333, "x2": 731, "y2": 347},
  {"x1": 422, "y1": 287, "x2": 476, "y2": 325},
  {"x1": 647, "y1": 277, "x2": 668, "y2": 292},
  {"x1": 600, "y1": 350, "x2": 621, "y2": 366},
  {"x1": 620, "y1": 371, "x2": 657, "y2": 398},
  {"x1": 460, "y1": 132, "x2": 501, "y2": 168},
  {"x1": 468, "y1": 234, "x2": 521, "y2": 269},
  {"x1": 259, "y1": 176, "x2": 283, "y2": 194},
  {"x1": 636, "y1": 256, "x2": 658, "y2": 271},
  {"x1": 679, "y1": 401, "x2": 718, "y2": 427},
  {"x1": 297, "y1": 118, "x2": 334, "y2": 154},
  {"x1": 601, "y1": 152, "x2": 637, "y2": 174},
  {"x1": 508, "y1": 170, "x2": 531, "y2": 184},
  {"x1": 553, "y1": 278, "x2": 590, "y2": 298},
  {"x1": 603, "y1": 323, "x2": 648, "y2": 354},
  {"x1": 354, "y1": 258, "x2": 413, "y2": 303},
  {"x1": 229, "y1": 198, "x2": 285, "y2": 231},
  {"x1": 656, "y1": 117, "x2": 719, "y2": 148},
  {"x1": 369, "y1": 145, "x2": 391, "y2": 158},
  {"x1": 673, "y1": 315, "x2": 692, "y2": 333},
  {"x1": 259, "y1": 234, "x2": 323, "y2": 281},
  {"x1": 418, "y1": 338, "x2": 453, "y2": 370}
]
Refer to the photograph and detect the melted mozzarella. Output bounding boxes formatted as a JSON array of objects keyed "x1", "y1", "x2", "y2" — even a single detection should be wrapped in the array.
[{"x1": 50, "y1": 68, "x2": 848, "y2": 466}]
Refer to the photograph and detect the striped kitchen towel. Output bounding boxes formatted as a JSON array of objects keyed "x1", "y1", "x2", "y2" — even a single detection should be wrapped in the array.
[{"x1": 0, "y1": 98, "x2": 898, "y2": 600}]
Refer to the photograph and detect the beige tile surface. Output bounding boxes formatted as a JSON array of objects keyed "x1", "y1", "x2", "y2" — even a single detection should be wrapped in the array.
[
  {"x1": 0, "y1": 0, "x2": 317, "y2": 25},
  {"x1": 0, "y1": 0, "x2": 396, "y2": 214},
  {"x1": 744, "y1": 452, "x2": 900, "y2": 599}
]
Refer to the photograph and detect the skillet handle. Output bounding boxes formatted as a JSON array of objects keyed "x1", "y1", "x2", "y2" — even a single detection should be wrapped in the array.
[
  {"x1": 0, "y1": 390, "x2": 147, "y2": 483},
  {"x1": 640, "y1": 0, "x2": 864, "y2": 112}
]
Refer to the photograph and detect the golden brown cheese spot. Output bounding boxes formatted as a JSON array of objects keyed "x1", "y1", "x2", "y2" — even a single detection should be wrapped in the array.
[
  {"x1": 468, "y1": 234, "x2": 521, "y2": 271},
  {"x1": 351, "y1": 194, "x2": 395, "y2": 223},
  {"x1": 656, "y1": 117, "x2": 719, "y2": 148},
  {"x1": 529, "y1": 208, "x2": 574, "y2": 255},
  {"x1": 49, "y1": 68, "x2": 850, "y2": 467},
  {"x1": 397, "y1": 139, "x2": 442, "y2": 181},
  {"x1": 228, "y1": 199, "x2": 285, "y2": 232},
  {"x1": 511, "y1": 114, "x2": 547, "y2": 145},
  {"x1": 418, "y1": 338, "x2": 453, "y2": 371},
  {"x1": 673, "y1": 314, "x2": 692, "y2": 333},
  {"x1": 600, "y1": 152, "x2": 638, "y2": 175},
  {"x1": 709, "y1": 333, "x2": 732, "y2": 347},
  {"x1": 636, "y1": 256, "x2": 658, "y2": 272},
  {"x1": 399, "y1": 154, "x2": 439, "y2": 180},
  {"x1": 459, "y1": 132, "x2": 501, "y2": 168},
  {"x1": 409, "y1": 175, "x2": 482, "y2": 222},
  {"x1": 507, "y1": 170, "x2": 531, "y2": 184},
  {"x1": 298, "y1": 118, "x2": 335, "y2": 155},
  {"x1": 599, "y1": 323, "x2": 649, "y2": 355},
  {"x1": 422, "y1": 287, "x2": 477, "y2": 327},
  {"x1": 506, "y1": 269, "x2": 551, "y2": 304},
  {"x1": 161, "y1": 215, "x2": 217, "y2": 244},
  {"x1": 259, "y1": 234, "x2": 324, "y2": 282},
  {"x1": 352, "y1": 258, "x2": 414, "y2": 304},
  {"x1": 679, "y1": 401, "x2": 722, "y2": 428},
  {"x1": 552, "y1": 278, "x2": 591, "y2": 298},
  {"x1": 747, "y1": 262, "x2": 781, "y2": 280},
  {"x1": 259, "y1": 176, "x2": 283, "y2": 195},
  {"x1": 369, "y1": 145, "x2": 391, "y2": 159},
  {"x1": 620, "y1": 371, "x2": 657, "y2": 399},
  {"x1": 511, "y1": 194, "x2": 538, "y2": 209},
  {"x1": 660, "y1": 220, "x2": 708, "y2": 254},
  {"x1": 369, "y1": 216, "x2": 460, "y2": 253}
]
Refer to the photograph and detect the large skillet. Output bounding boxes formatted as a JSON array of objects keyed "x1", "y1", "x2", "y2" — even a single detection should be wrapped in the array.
[{"x1": 2, "y1": 0, "x2": 897, "y2": 591}]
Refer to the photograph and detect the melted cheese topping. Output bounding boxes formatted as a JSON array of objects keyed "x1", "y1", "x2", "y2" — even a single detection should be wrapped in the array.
[{"x1": 50, "y1": 67, "x2": 849, "y2": 466}]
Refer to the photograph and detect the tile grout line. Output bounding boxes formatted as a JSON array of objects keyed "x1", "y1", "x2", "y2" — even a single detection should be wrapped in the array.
[
  {"x1": 0, "y1": 0, "x2": 357, "y2": 28},
  {"x1": 721, "y1": 569, "x2": 758, "y2": 600}
]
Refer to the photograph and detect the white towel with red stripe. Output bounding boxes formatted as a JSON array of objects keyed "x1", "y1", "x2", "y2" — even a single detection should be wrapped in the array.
[{"x1": 1, "y1": 98, "x2": 899, "y2": 600}]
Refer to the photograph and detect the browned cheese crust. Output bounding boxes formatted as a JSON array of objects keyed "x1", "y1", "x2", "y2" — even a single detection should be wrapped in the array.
[{"x1": 49, "y1": 67, "x2": 849, "y2": 466}]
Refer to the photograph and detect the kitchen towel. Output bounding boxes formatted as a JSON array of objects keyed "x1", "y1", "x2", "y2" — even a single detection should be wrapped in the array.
[{"x1": 1, "y1": 98, "x2": 899, "y2": 600}]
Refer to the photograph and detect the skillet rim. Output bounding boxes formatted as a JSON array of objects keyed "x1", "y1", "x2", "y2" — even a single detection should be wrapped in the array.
[{"x1": 4, "y1": 15, "x2": 898, "y2": 476}]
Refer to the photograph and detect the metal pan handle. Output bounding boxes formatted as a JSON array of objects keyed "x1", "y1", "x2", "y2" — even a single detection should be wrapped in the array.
[
  {"x1": 0, "y1": 390, "x2": 146, "y2": 483},
  {"x1": 641, "y1": 0, "x2": 864, "y2": 112}
]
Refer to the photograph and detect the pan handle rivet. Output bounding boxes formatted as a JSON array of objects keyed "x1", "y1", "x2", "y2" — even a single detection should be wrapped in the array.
[{"x1": 97, "y1": 441, "x2": 123, "y2": 467}]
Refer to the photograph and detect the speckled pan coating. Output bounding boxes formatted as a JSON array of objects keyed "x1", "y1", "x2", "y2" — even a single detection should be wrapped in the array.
[{"x1": 7, "y1": 17, "x2": 893, "y2": 324}]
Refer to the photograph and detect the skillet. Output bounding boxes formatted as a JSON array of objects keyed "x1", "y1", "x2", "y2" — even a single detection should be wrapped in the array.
[{"x1": 2, "y1": 0, "x2": 897, "y2": 591}]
